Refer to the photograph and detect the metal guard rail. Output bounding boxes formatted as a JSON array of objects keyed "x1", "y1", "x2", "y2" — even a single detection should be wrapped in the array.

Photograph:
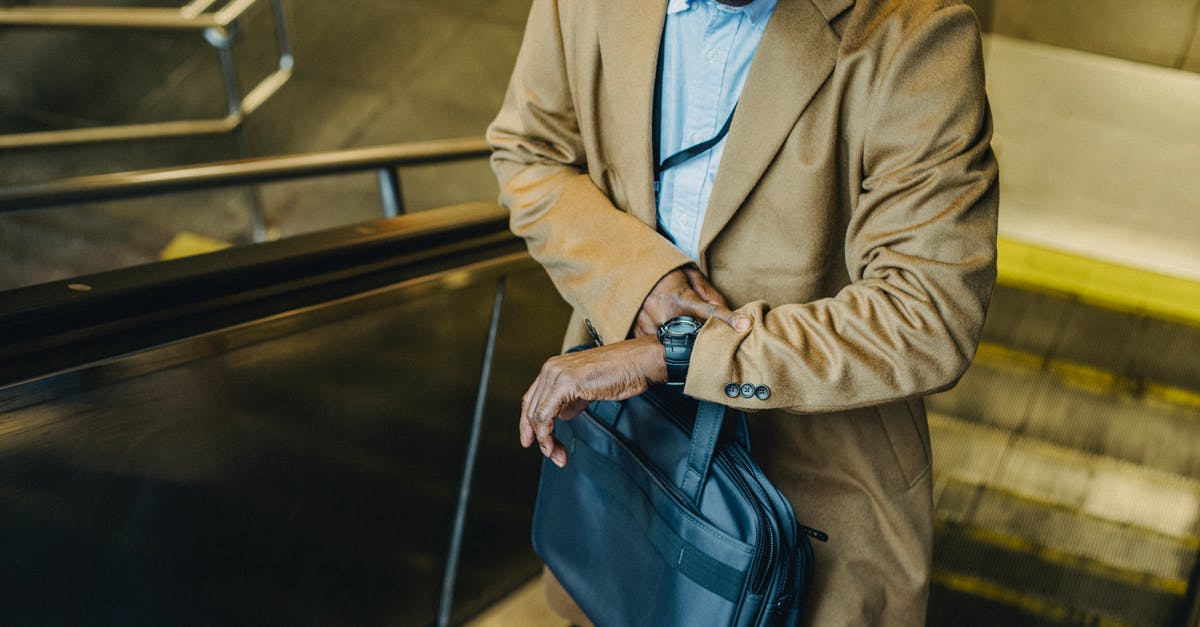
[
  {"x1": 0, "y1": 0, "x2": 256, "y2": 31},
  {"x1": 0, "y1": 136, "x2": 493, "y2": 220},
  {"x1": 0, "y1": 0, "x2": 294, "y2": 149}
]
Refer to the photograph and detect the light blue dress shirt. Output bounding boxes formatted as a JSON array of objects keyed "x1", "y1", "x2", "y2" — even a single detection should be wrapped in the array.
[{"x1": 656, "y1": 0, "x2": 777, "y2": 262}]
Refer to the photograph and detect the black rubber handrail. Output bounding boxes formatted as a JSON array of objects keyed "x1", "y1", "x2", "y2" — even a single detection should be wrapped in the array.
[{"x1": 0, "y1": 201, "x2": 525, "y2": 387}]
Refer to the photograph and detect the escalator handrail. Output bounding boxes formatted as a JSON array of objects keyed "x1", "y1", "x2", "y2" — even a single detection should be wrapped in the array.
[
  {"x1": 0, "y1": 201, "x2": 528, "y2": 388},
  {"x1": 0, "y1": 137, "x2": 491, "y2": 213}
]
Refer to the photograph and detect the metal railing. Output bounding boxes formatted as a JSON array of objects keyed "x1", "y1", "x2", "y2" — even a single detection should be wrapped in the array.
[
  {"x1": 0, "y1": 136, "x2": 493, "y2": 241},
  {"x1": 0, "y1": 0, "x2": 294, "y2": 149}
]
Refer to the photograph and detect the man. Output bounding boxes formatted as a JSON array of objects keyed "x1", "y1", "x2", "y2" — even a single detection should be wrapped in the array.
[{"x1": 487, "y1": 0, "x2": 997, "y2": 623}]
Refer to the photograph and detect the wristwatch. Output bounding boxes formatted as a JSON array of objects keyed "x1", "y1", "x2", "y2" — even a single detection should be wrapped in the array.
[{"x1": 657, "y1": 316, "x2": 702, "y2": 386}]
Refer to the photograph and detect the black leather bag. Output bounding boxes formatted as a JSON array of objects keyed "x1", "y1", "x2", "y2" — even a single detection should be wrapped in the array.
[{"x1": 532, "y1": 385, "x2": 822, "y2": 626}]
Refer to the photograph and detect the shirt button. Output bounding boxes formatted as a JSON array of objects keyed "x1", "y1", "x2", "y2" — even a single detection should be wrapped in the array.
[
  {"x1": 740, "y1": 383, "x2": 755, "y2": 399},
  {"x1": 724, "y1": 382, "x2": 740, "y2": 398},
  {"x1": 690, "y1": 131, "x2": 705, "y2": 143},
  {"x1": 706, "y1": 49, "x2": 719, "y2": 63}
]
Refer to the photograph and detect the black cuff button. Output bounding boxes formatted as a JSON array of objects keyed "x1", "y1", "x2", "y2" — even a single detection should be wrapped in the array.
[
  {"x1": 740, "y1": 383, "x2": 755, "y2": 399},
  {"x1": 755, "y1": 385, "x2": 770, "y2": 401},
  {"x1": 724, "y1": 382, "x2": 740, "y2": 398}
]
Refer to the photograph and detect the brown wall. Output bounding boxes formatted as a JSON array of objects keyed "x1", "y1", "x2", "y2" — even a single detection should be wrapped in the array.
[{"x1": 965, "y1": 0, "x2": 1200, "y2": 71}]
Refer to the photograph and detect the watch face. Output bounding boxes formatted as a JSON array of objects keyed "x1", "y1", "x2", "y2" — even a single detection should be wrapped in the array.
[{"x1": 661, "y1": 316, "x2": 701, "y2": 337}]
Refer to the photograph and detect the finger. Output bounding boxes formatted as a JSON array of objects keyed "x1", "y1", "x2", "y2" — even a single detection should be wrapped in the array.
[
  {"x1": 532, "y1": 391, "x2": 565, "y2": 457},
  {"x1": 675, "y1": 288, "x2": 724, "y2": 321},
  {"x1": 635, "y1": 309, "x2": 656, "y2": 338},
  {"x1": 520, "y1": 413, "x2": 535, "y2": 449},
  {"x1": 682, "y1": 267, "x2": 728, "y2": 308},
  {"x1": 707, "y1": 304, "x2": 751, "y2": 332},
  {"x1": 558, "y1": 398, "x2": 590, "y2": 421},
  {"x1": 548, "y1": 439, "x2": 568, "y2": 468},
  {"x1": 519, "y1": 381, "x2": 537, "y2": 448},
  {"x1": 525, "y1": 361, "x2": 558, "y2": 440}
]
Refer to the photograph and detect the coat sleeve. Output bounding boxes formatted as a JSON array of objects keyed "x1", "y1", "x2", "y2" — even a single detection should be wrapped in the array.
[
  {"x1": 486, "y1": 0, "x2": 692, "y2": 345},
  {"x1": 686, "y1": 5, "x2": 1000, "y2": 412}
]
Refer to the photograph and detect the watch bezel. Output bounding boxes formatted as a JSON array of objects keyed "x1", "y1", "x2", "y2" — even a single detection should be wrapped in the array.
[{"x1": 658, "y1": 316, "x2": 702, "y2": 342}]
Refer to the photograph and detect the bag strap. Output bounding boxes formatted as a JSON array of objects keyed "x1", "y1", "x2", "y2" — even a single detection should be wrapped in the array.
[{"x1": 680, "y1": 400, "x2": 726, "y2": 506}]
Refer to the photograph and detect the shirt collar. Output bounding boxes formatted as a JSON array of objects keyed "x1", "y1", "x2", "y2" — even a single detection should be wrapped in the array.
[{"x1": 667, "y1": 0, "x2": 774, "y2": 24}]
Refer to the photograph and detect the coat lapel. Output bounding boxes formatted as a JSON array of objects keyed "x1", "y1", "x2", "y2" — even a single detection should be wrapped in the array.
[
  {"x1": 597, "y1": 0, "x2": 668, "y2": 226},
  {"x1": 697, "y1": 0, "x2": 841, "y2": 258}
]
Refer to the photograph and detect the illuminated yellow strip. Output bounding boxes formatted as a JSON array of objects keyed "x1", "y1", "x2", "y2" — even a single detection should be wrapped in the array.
[
  {"x1": 996, "y1": 237, "x2": 1200, "y2": 328},
  {"x1": 972, "y1": 341, "x2": 1200, "y2": 411},
  {"x1": 936, "y1": 520, "x2": 1192, "y2": 596},
  {"x1": 933, "y1": 472, "x2": 1200, "y2": 552},
  {"x1": 933, "y1": 570, "x2": 1139, "y2": 627},
  {"x1": 159, "y1": 231, "x2": 231, "y2": 260}
]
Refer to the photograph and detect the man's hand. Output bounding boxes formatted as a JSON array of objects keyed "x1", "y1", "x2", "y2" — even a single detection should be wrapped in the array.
[
  {"x1": 634, "y1": 267, "x2": 750, "y2": 338},
  {"x1": 521, "y1": 336, "x2": 666, "y2": 468}
]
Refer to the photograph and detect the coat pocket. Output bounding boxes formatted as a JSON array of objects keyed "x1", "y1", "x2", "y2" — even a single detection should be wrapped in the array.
[{"x1": 874, "y1": 398, "x2": 932, "y2": 489}]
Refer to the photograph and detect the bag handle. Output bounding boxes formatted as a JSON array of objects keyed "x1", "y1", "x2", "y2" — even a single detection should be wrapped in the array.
[{"x1": 680, "y1": 400, "x2": 726, "y2": 506}]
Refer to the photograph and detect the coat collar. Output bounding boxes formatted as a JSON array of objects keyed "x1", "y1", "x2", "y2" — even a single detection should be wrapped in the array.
[
  {"x1": 597, "y1": 0, "x2": 847, "y2": 256},
  {"x1": 697, "y1": 0, "x2": 843, "y2": 259}
]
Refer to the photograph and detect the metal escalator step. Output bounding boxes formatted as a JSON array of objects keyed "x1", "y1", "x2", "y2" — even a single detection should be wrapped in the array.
[
  {"x1": 929, "y1": 569, "x2": 1148, "y2": 627},
  {"x1": 932, "y1": 413, "x2": 1200, "y2": 549},
  {"x1": 929, "y1": 346, "x2": 1200, "y2": 479},
  {"x1": 979, "y1": 283, "x2": 1200, "y2": 396},
  {"x1": 929, "y1": 410, "x2": 1198, "y2": 626}
]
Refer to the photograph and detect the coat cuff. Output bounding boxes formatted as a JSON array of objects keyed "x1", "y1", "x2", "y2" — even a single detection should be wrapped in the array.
[{"x1": 585, "y1": 252, "x2": 692, "y2": 347}]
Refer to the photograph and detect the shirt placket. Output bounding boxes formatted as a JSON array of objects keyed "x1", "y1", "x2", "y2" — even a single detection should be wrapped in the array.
[{"x1": 671, "y1": 6, "x2": 741, "y2": 259}]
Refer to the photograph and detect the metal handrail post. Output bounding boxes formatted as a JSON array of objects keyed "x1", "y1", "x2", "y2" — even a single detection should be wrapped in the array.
[
  {"x1": 437, "y1": 276, "x2": 507, "y2": 627},
  {"x1": 206, "y1": 22, "x2": 270, "y2": 241},
  {"x1": 234, "y1": 127, "x2": 272, "y2": 242},
  {"x1": 377, "y1": 167, "x2": 404, "y2": 218},
  {"x1": 205, "y1": 22, "x2": 245, "y2": 118},
  {"x1": 268, "y1": 0, "x2": 294, "y2": 71}
]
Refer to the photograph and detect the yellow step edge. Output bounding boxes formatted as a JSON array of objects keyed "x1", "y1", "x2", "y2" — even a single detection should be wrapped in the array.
[
  {"x1": 972, "y1": 341, "x2": 1200, "y2": 411},
  {"x1": 996, "y1": 237, "x2": 1200, "y2": 328},
  {"x1": 933, "y1": 570, "x2": 1140, "y2": 627},
  {"x1": 934, "y1": 472, "x2": 1200, "y2": 552},
  {"x1": 935, "y1": 519, "x2": 1191, "y2": 596}
]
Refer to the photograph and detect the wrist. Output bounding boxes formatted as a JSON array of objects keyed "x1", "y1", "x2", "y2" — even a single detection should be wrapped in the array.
[{"x1": 634, "y1": 335, "x2": 668, "y2": 384}]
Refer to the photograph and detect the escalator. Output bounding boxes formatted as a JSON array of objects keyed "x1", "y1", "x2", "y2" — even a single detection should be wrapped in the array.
[
  {"x1": 0, "y1": 202, "x2": 566, "y2": 626},
  {"x1": 927, "y1": 284, "x2": 1200, "y2": 626},
  {"x1": 0, "y1": 201, "x2": 1197, "y2": 626}
]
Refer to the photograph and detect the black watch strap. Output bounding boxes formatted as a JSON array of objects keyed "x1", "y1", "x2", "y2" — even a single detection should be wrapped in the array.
[
  {"x1": 664, "y1": 345, "x2": 691, "y2": 386},
  {"x1": 658, "y1": 316, "x2": 701, "y2": 387}
]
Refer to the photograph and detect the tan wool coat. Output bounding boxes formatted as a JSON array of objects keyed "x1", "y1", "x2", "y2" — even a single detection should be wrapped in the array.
[{"x1": 488, "y1": 0, "x2": 999, "y2": 624}]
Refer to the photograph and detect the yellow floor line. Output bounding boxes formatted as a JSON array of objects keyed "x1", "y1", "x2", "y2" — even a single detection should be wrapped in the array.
[
  {"x1": 996, "y1": 237, "x2": 1200, "y2": 328},
  {"x1": 933, "y1": 570, "x2": 1140, "y2": 627}
]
